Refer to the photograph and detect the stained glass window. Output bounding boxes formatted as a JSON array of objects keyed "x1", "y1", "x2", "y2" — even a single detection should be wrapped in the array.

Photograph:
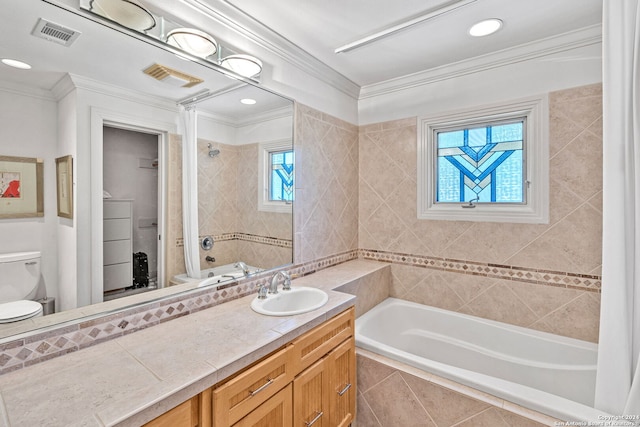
[
  {"x1": 269, "y1": 150, "x2": 294, "y2": 202},
  {"x1": 436, "y1": 119, "x2": 525, "y2": 204}
]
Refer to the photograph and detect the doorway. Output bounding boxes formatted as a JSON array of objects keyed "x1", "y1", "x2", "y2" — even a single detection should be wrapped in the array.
[{"x1": 102, "y1": 126, "x2": 162, "y2": 300}]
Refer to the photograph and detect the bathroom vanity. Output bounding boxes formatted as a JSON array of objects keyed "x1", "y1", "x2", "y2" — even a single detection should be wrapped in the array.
[
  {"x1": 0, "y1": 260, "x2": 387, "y2": 426},
  {"x1": 145, "y1": 308, "x2": 355, "y2": 427}
]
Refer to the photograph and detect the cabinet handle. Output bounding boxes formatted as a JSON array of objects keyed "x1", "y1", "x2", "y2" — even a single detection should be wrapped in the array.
[
  {"x1": 249, "y1": 378, "x2": 273, "y2": 396},
  {"x1": 25, "y1": 261, "x2": 37, "y2": 266},
  {"x1": 305, "y1": 411, "x2": 323, "y2": 427},
  {"x1": 337, "y1": 383, "x2": 352, "y2": 396}
]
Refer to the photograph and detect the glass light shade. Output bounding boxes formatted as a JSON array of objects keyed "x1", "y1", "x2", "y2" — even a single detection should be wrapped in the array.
[
  {"x1": 92, "y1": 0, "x2": 156, "y2": 32},
  {"x1": 166, "y1": 28, "x2": 218, "y2": 58},
  {"x1": 1, "y1": 59, "x2": 31, "y2": 69},
  {"x1": 469, "y1": 19, "x2": 503, "y2": 37},
  {"x1": 220, "y1": 54, "x2": 263, "y2": 78}
]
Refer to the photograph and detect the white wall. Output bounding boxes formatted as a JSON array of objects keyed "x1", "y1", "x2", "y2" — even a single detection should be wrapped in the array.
[
  {"x1": 358, "y1": 44, "x2": 603, "y2": 124},
  {"x1": 0, "y1": 87, "x2": 59, "y2": 302}
]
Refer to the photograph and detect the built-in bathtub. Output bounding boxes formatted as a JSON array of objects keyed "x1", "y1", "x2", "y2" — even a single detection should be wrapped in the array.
[
  {"x1": 355, "y1": 298, "x2": 611, "y2": 422},
  {"x1": 172, "y1": 262, "x2": 261, "y2": 284}
]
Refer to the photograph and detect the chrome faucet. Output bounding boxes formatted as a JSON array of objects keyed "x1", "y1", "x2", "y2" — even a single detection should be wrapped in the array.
[
  {"x1": 205, "y1": 256, "x2": 216, "y2": 263},
  {"x1": 235, "y1": 261, "x2": 250, "y2": 276},
  {"x1": 269, "y1": 271, "x2": 291, "y2": 294}
]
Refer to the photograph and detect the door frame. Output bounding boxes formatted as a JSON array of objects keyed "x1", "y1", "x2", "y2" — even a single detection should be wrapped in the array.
[{"x1": 90, "y1": 107, "x2": 176, "y2": 304}]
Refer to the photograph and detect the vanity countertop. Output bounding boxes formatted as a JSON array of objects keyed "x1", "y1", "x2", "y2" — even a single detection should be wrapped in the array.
[{"x1": 0, "y1": 259, "x2": 385, "y2": 427}]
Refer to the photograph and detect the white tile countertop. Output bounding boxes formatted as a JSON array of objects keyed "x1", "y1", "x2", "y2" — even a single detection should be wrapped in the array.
[{"x1": 0, "y1": 260, "x2": 386, "y2": 427}]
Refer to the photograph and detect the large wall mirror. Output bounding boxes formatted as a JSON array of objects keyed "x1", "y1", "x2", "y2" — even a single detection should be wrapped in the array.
[{"x1": 0, "y1": 0, "x2": 293, "y2": 339}]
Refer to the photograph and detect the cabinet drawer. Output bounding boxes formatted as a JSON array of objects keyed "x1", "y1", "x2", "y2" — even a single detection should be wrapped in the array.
[
  {"x1": 104, "y1": 263, "x2": 131, "y2": 291},
  {"x1": 214, "y1": 347, "x2": 294, "y2": 427},
  {"x1": 104, "y1": 218, "x2": 131, "y2": 241},
  {"x1": 233, "y1": 383, "x2": 292, "y2": 427},
  {"x1": 104, "y1": 200, "x2": 131, "y2": 219},
  {"x1": 104, "y1": 240, "x2": 131, "y2": 265},
  {"x1": 291, "y1": 308, "x2": 354, "y2": 372}
]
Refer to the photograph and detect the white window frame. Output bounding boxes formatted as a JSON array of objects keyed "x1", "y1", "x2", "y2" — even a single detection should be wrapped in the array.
[
  {"x1": 417, "y1": 95, "x2": 549, "y2": 224},
  {"x1": 258, "y1": 139, "x2": 293, "y2": 213}
]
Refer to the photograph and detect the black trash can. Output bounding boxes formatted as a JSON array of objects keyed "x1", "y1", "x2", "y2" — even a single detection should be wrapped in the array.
[{"x1": 133, "y1": 252, "x2": 149, "y2": 288}]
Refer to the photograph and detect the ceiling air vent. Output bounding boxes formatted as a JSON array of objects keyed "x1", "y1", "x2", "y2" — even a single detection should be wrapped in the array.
[
  {"x1": 31, "y1": 18, "x2": 81, "y2": 47},
  {"x1": 143, "y1": 63, "x2": 204, "y2": 88}
]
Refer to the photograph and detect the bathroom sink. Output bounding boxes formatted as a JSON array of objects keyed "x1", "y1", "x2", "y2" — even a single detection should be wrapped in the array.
[{"x1": 251, "y1": 287, "x2": 328, "y2": 316}]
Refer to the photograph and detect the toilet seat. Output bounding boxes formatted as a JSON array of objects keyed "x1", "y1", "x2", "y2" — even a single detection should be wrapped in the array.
[{"x1": 0, "y1": 300, "x2": 43, "y2": 323}]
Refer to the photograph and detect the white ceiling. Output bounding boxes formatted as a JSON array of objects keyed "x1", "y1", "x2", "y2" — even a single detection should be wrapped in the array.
[
  {"x1": 218, "y1": 0, "x2": 603, "y2": 87},
  {"x1": 2, "y1": 0, "x2": 602, "y2": 121}
]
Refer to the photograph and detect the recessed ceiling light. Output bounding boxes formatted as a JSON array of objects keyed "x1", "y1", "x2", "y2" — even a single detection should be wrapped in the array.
[
  {"x1": 166, "y1": 28, "x2": 217, "y2": 58},
  {"x1": 1, "y1": 59, "x2": 32, "y2": 70},
  {"x1": 240, "y1": 98, "x2": 257, "y2": 105},
  {"x1": 469, "y1": 19, "x2": 503, "y2": 37}
]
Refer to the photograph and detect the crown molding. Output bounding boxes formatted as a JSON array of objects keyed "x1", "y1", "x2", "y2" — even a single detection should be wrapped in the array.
[
  {"x1": 0, "y1": 80, "x2": 57, "y2": 102},
  {"x1": 198, "y1": 104, "x2": 292, "y2": 129},
  {"x1": 52, "y1": 73, "x2": 179, "y2": 113},
  {"x1": 179, "y1": 0, "x2": 360, "y2": 99},
  {"x1": 359, "y1": 24, "x2": 602, "y2": 100}
]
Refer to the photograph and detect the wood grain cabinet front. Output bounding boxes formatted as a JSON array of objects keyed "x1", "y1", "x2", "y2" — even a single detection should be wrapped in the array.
[
  {"x1": 143, "y1": 396, "x2": 200, "y2": 427},
  {"x1": 151, "y1": 307, "x2": 356, "y2": 427}
]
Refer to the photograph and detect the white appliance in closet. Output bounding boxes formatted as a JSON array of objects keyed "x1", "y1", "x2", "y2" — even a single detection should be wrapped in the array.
[{"x1": 103, "y1": 199, "x2": 133, "y2": 292}]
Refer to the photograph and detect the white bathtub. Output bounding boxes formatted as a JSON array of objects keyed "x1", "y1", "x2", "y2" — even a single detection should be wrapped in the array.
[
  {"x1": 355, "y1": 298, "x2": 611, "y2": 422},
  {"x1": 172, "y1": 262, "x2": 261, "y2": 284}
]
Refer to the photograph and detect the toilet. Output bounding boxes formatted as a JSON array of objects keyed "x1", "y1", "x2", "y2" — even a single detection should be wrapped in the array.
[{"x1": 0, "y1": 252, "x2": 44, "y2": 323}]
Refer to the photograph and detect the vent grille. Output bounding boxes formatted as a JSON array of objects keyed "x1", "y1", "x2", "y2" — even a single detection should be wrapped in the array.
[
  {"x1": 143, "y1": 63, "x2": 204, "y2": 88},
  {"x1": 31, "y1": 18, "x2": 81, "y2": 47}
]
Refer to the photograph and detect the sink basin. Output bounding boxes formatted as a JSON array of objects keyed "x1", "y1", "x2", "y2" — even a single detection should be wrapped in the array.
[{"x1": 251, "y1": 286, "x2": 329, "y2": 316}]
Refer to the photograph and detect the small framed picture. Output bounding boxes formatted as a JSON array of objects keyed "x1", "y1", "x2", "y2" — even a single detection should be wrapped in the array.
[
  {"x1": 56, "y1": 155, "x2": 73, "y2": 219},
  {"x1": 0, "y1": 155, "x2": 44, "y2": 219}
]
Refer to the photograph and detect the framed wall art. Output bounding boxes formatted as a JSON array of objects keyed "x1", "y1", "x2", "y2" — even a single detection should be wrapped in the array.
[
  {"x1": 55, "y1": 155, "x2": 73, "y2": 219},
  {"x1": 0, "y1": 155, "x2": 44, "y2": 219}
]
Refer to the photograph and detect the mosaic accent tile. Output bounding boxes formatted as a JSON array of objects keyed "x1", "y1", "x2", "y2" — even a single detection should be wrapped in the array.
[
  {"x1": 358, "y1": 249, "x2": 601, "y2": 292},
  {"x1": 175, "y1": 233, "x2": 292, "y2": 248}
]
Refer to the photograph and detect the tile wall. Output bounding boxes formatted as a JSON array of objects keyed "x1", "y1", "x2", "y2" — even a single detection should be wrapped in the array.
[
  {"x1": 166, "y1": 136, "x2": 293, "y2": 282},
  {"x1": 357, "y1": 84, "x2": 603, "y2": 342}
]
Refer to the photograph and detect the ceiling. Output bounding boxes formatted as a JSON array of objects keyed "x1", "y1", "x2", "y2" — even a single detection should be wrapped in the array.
[{"x1": 217, "y1": 0, "x2": 603, "y2": 87}]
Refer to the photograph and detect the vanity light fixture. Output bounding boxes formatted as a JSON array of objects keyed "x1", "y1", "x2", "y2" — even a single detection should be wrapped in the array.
[
  {"x1": 220, "y1": 54, "x2": 263, "y2": 78},
  {"x1": 90, "y1": 0, "x2": 156, "y2": 32},
  {"x1": 240, "y1": 98, "x2": 257, "y2": 105},
  {"x1": 166, "y1": 28, "x2": 218, "y2": 59},
  {"x1": 469, "y1": 18, "x2": 503, "y2": 37},
  {"x1": 1, "y1": 59, "x2": 32, "y2": 69}
]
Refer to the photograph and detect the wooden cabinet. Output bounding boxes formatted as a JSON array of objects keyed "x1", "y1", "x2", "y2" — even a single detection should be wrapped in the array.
[
  {"x1": 234, "y1": 384, "x2": 292, "y2": 427},
  {"x1": 213, "y1": 347, "x2": 294, "y2": 427},
  {"x1": 143, "y1": 396, "x2": 200, "y2": 427},
  {"x1": 150, "y1": 307, "x2": 355, "y2": 427},
  {"x1": 327, "y1": 337, "x2": 356, "y2": 427},
  {"x1": 293, "y1": 359, "x2": 330, "y2": 427}
]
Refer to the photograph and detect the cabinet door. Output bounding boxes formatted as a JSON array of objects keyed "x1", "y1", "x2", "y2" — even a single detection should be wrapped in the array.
[
  {"x1": 327, "y1": 337, "x2": 356, "y2": 427},
  {"x1": 214, "y1": 347, "x2": 294, "y2": 426},
  {"x1": 233, "y1": 383, "x2": 292, "y2": 427},
  {"x1": 143, "y1": 396, "x2": 199, "y2": 427},
  {"x1": 293, "y1": 358, "x2": 330, "y2": 427}
]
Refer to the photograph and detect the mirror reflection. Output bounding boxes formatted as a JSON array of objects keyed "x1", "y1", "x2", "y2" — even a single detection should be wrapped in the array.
[{"x1": 0, "y1": 0, "x2": 293, "y2": 338}]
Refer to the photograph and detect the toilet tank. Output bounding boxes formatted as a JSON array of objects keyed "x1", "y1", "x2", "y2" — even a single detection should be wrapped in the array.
[{"x1": 0, "y1": 252, "x2": 41, "y2": 304}]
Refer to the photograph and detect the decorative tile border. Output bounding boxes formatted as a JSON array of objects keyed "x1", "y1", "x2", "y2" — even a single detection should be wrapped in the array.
[
  {"x1": 0, "y1": 247, "x2": 600, "y2": 375},
  {"x1": 175, "y1": 233, "x2": 293, "y2": 249},
  {"x1": 358, "y1": 249, "x2": 601, "y2": 292}
]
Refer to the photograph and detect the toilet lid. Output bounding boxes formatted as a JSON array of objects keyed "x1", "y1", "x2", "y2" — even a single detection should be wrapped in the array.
[{"x1": 0, "y1": 300, "x2": 43, "y2": 323}]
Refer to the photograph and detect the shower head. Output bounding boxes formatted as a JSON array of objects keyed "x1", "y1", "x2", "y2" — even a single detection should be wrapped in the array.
[{"x1": 207, "y1": 143, "x2": 220, "y2": 158}]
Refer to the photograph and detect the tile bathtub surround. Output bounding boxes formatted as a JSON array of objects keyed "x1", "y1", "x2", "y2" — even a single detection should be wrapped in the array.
[
  {"x1": 358, "y1": 83, "x2": 603, "y2": 342},
  {"x1": 357, "y1": 349, "x2": 560, "y2": 427}
]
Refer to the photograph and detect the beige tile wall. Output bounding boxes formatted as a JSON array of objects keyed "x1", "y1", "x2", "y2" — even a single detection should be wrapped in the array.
[
  {"x1": 165, "y1": 136, "x2": 293, "y2": 283},
  {"x1": 357, "y1": 350, "x2": 559, "y2": 426},
  {"x1": 357, "y1": 84, "x2": 603, "y2": 342},
  {"x1": 294, "y1": 104, "x2": 360, "y2": 264}
]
